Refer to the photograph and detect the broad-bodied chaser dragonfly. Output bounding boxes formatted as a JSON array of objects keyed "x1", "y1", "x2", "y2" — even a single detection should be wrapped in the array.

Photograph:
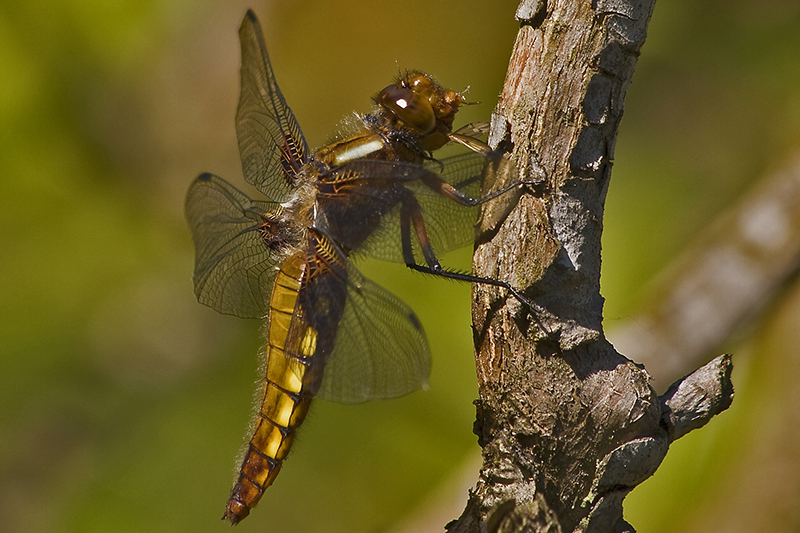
[{"x1": 186, "y1": 9, "x2": 530, "y2": 525}]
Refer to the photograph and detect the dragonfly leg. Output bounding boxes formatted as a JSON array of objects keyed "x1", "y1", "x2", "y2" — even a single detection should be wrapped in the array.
[
  {"x1": 398, "y1": 188, "x2": 542, "y2": 313},
  {"x1": 421, "y1": 153, "x2": 545, "y2": 208},
  {"x1": 409, "y1": 261, "x2": 543, "y2": 313}
]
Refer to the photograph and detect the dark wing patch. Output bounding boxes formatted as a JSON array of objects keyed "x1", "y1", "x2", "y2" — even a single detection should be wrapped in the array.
[
  {"x1": 315, "y1": 153, "x2": 485, "y2": 263},
  {"x1": 315, "y1": 248, "x2": 431, "y2": 404}
]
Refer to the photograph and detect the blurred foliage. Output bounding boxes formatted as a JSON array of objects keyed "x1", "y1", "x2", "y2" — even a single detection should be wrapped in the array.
[{"x1": 1, "y1": 0, "x2": 799, "y2": 532}]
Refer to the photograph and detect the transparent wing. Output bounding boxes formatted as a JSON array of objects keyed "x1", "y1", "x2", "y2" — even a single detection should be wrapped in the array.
[
  {"x1": 315, "y1": 153, "x2": 485, "y2": 263},
  {"x1": 315, "y1": 246, "x2": 431, "y2": 404},
  {"x1": 451, "y1": 121, "x2": 490, "y2": 138},
  {"x1": 381, "y1": 153, "x2": 484, "y2": 262},
  {"x1": 236, "y1": 10, "x2": 309, "y2": 202},
  {"x1": 185, "y1": 173, "x2": 279, "y2": 318}
]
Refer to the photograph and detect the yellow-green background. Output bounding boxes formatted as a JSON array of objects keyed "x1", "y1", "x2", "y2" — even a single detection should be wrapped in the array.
[{"x1": 2, "y1": 1, "x2": 799, "y2": 531}]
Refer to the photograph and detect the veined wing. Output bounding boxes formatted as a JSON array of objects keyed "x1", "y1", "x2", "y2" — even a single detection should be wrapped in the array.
[
  {"x1": 315, "y1": 153, "x2": 486, "y2": 264},
  {"x1": 292, "y1": 231, "x2": 431, "y2": 404},
  {"x1": 222, "y1": 234, "x2": 430, "y2": 523},
  {"x1": 185, "y1": 173, "x2": 279, "y2": 318},
  {"x1": 236, "y1": 10, "x2": 309, "y2": 202}
]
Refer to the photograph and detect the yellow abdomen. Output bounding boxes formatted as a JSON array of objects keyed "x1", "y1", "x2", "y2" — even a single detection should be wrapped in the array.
[{"x1": 223, "y1": 252, "x2": 316, "y2": 524}]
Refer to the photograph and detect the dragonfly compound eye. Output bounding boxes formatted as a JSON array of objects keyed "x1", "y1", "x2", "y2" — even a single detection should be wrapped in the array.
[{"x1": 378, "y1": 84, "x2": 436, "y2": 134}]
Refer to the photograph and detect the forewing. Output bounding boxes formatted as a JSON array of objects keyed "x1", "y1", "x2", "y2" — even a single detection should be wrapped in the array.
[
  {"x1": 317, "y1": 153, "x2": 485, "y2": 263},
  {"x1": 185, "y1": 173, "x2": 279, "y2": 318},
  {"x1": 451, "y1": 121, "x2": 490, "y2": 138},
  {"x1": 406, "y1": 153, "x2": 484, "y2": 258},
  {"x1": 317, "y1": 254, "x2": 431, "y2": 404},
  {"x1": 236, "y1": 10, "x2": 309, "y2": 202}
]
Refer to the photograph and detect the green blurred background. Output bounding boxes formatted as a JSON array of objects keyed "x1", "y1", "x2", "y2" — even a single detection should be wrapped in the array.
[{"x1": 2, "y1": 0, "x2": 800, "y2": 531}]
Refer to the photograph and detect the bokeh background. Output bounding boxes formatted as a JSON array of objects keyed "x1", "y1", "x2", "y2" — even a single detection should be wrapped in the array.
[{"x1": 2, "y1": 0, "x2": 800, "y2": 531}]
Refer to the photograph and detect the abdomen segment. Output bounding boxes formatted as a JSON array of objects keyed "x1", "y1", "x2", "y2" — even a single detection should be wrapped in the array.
[
  {"x1": 223, "y1": 253, "x2": 313, "y2": 524},
  {"x1": 223, "y1": 238, "x2": 349, "y2": 524}
]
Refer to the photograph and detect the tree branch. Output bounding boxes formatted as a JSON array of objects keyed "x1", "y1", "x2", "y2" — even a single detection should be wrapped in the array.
[{"x1": 449, "y1": 2, "x2": 735, "y2": 531}]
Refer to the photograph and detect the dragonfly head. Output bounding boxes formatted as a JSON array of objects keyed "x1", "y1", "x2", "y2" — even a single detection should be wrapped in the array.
[{"x1": 375, "y1": 71, "x2": 466, "y2": 152}]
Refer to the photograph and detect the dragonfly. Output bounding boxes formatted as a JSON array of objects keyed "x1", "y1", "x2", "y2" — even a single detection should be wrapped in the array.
[{"x1": 186, "y1": 9, "x2": 531, "y2": 525}]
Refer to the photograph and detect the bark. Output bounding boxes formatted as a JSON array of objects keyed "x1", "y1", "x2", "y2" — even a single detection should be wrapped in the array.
[{"x1": 449, "y1": 1, "x2": 735, "y2": 532}]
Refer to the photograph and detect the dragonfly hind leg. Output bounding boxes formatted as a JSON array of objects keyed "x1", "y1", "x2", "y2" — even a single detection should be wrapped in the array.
[{"x1": 398, "y1": 187, "x2": 544, "y2": 314}]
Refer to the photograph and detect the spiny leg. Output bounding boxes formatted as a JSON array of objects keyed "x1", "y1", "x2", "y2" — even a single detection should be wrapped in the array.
[
  {"x1": 398, "y1": 188, "x2": 544, "y2": 314},
  {"x1": 423, "y1": 151, "x2": 545, "y2": 208}
]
